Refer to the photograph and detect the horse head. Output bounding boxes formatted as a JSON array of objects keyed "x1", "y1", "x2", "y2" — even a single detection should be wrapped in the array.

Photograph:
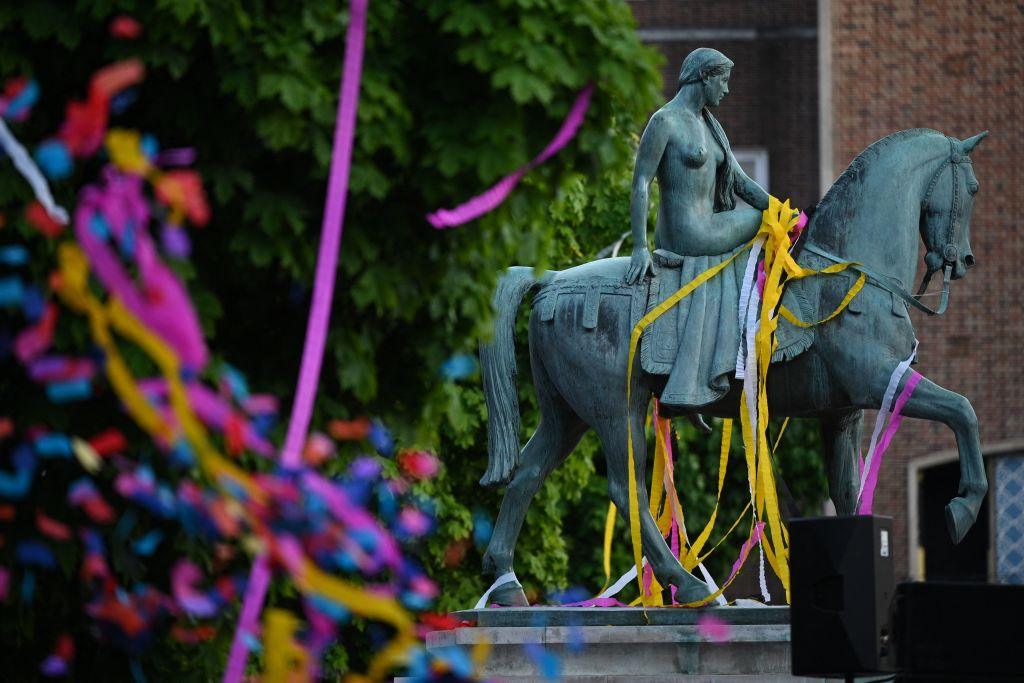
[{"x1": 920, "y1": 131, "x2": 987, "y2": 281}]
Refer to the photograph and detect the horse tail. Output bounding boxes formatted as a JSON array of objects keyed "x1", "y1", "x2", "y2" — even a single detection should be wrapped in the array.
[{"x1": 480, "y1": 266, "x2": 548, "y2": 488}]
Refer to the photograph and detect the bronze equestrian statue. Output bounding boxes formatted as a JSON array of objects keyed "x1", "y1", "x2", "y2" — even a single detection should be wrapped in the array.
[{"x1": 478, "y1": 47, "x2": 988, "y2": 607}]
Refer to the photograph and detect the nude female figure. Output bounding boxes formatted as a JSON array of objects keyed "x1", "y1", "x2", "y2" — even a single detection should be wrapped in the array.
[{"x1": 625, "y1": 47, "x2": 769, "y2": 284}]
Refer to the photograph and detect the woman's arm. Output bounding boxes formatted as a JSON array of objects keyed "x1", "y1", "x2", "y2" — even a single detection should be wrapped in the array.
[
  {"x1": 625, "y1": 113, "x2": 669, "y2": 284},
  {"x1": 730, "y1": 152, "x2": 769, "y2": 210}
]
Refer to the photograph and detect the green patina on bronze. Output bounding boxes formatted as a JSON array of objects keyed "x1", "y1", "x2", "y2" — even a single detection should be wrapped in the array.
[{"x1": 477, "y1": 48, "x2": 989, "y2": 607}]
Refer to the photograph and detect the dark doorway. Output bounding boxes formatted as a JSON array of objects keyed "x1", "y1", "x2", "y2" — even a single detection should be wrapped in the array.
[{"x1": 919, "y1": 460, "x2": 989, "y2": 581}]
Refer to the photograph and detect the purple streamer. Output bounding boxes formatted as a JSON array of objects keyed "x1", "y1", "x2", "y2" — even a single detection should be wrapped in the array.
[
  {"x1": 857, "y1": 371, "x2": 922, "y2": 515},
  {"x1": 426, "y1": 84, "x2": 594, "y2": 229},
  {"x1": 223, "y1": 1, "x2": 368, "y2": 680},
  {"x1": 221, "y1": 554, "x2": 270, "y2": 683}
]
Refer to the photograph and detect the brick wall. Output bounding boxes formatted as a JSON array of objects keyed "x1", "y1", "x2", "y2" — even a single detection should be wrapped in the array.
[
  {"x1": 627, "y1": 1, "x2": 821, "y2": 208},
  {"x1": 629, "y1": 0, "x2": 815, "y2": 28},
  {"x1": 828, "y1": 0, "x2": 1024, "y2": 578}
]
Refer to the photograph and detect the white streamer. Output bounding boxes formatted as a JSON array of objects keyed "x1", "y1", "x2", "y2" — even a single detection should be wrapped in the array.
[
  {"x1": 735, "y1": 237, "x2": 765, "y2": 379},
  {"x1": 695, "y1": 560, "x2": 728, "y2": 606},
  {"x1": 857, "y1": 341, "x2": 919, "y2": 506},
  {"x1": 598, "y1": 558, "x2": 645, "y2": 599},
  {"x1": 758, "y1": 541, "x2": 771, "y2": 603},
  {"x1": 0, "y1": 118, "x2": 68, "y2": 225},
  {"x1": 600, "y1": 558, "x2": 726, "y2": 606},
  {"x1": 474, "y1": 570, "x2": 521, "y2": 609},
  {"x1": 742, "y1": 292, "x2": 761, "y2": 470}
]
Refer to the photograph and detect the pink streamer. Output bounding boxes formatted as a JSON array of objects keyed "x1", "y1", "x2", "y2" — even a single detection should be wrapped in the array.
[
  {"x1": 729, "y1": 522, "x2": 764, "y2": 584},
  {"x1": 223, "y1": 1, "x2": 367, "y2": 680},
  {"x1": 642, "y1": 561, "x2": 654, "y2": 597},
  {"x1": 426, "y1": 84, "x2": 593, "y2": 229},
  {"x1": 562, "y1": 596, "x2": 628, "y2": 608},
  {"x1": 857, "y1": 371, "x2": 922, "y2": 514},
  {"x1": 74, "y1": 172, "x2": 209, "y2": 369}
]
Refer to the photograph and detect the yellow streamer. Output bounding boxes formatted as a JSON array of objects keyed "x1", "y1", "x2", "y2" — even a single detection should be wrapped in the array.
[
  {"x1": 54, "y1": 243, "x2": 414, "y2": 681},
  {"x1": 683, "y1": 419, "x2": 732, "y2": 570},
  {"x1": 263, "y1": 609, "x2": 310, "y2": 683},
  {"x1": 649, "y1": 410, "x2": 667, "y2": 529},
  {"x1": 697, "y1": 500, "x2": 753, "y2": 564},
  {"x1": 599, "y1": 502, "x2": 617, "y2": 594},
  {"x1": 749, "y1": 198, "x2": 797, "y2": 599},
  {"x1": 780, "y1": 270, "x2": 866, "y2": 328}
]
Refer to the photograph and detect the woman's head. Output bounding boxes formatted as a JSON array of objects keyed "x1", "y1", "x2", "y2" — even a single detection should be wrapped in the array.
[{"x1": 677, "y1": 47, "x2": 733, "y2": 105}]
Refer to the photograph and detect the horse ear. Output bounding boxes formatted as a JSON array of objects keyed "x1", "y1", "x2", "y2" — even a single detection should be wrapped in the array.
[{"x1": 959, "y1": 131, "x2": 989, "y2": 155}]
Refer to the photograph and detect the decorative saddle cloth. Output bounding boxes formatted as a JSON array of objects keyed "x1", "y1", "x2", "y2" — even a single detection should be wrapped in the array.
[{"x1": 640, "y1": 248, "x2": 814, "y2": 407}]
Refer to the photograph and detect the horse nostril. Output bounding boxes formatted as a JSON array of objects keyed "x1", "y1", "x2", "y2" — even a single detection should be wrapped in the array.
[{"x1": 964, "y1": 254, "x2": 975, "y2": 268}]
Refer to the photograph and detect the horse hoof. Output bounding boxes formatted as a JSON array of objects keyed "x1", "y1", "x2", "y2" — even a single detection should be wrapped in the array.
[
  {"x1": 673, "y1": 580, "x2": 714, "y2": 605},
  {"x1": 490, "y1": 581, "x2": 530, "y2": 607},
  {"x1": 945, "y1": 497, "x2": 975, "y2": 545}
]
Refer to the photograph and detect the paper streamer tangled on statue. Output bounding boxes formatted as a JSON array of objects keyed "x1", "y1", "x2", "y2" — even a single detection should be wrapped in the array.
[{"x1": 0, "y1": 26, "x2": 479, "y2": 683}]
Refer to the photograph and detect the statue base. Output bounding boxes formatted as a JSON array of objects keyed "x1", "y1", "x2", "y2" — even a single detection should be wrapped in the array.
[{"x1": 406, "y1": 606, "x2": 831, "y2": 682}]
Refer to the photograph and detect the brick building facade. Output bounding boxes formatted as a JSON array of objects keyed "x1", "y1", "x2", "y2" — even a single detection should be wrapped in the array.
[{"x1": 628, "y1": 0, "x2": 1023, "y2": 583}]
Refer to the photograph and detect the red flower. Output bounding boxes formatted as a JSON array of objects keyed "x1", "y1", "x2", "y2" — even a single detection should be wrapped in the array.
[
  {"x1": 109, "y1": 16, "x2": 143, "y2": 40},
  {"x1": 89, "y1": 59, "x2": 145, "y2": 100},
  {"x1": 25, "y1": 201, "x2": 64, "y2": 238},
  {"x1": 87, "y1": 428, "x2": 126, "y2": 456},
  {"x1": 397, "y1": 449, "x2": 440, "y2": 480},
  {"x1": 58, "y1": 97, "x2": 108, "y2": 157},
  {"x1": 327, "y1": 416, "x2": 371, "y2": 440}
]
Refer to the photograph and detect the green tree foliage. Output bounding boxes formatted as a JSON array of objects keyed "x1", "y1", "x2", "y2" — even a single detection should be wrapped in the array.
[{"x1": 0, "y1": 0, "x2": 826, "y2": 677}]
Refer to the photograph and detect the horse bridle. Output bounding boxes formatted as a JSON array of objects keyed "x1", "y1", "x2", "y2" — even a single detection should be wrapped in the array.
[
  {"x1": 803, "y1": 136, "x2": 970, "y2": 316},
  {"x1": 913, "y1": 135, "x2": 973, "y2": 314}
]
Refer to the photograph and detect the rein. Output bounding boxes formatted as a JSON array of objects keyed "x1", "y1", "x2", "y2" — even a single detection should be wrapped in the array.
[
  {"x1": 803, "y1": 136, "x2": 969, "y2": 317},
  {"x1": 802, "y1": 242, "x2": 951, "y2": 316}
]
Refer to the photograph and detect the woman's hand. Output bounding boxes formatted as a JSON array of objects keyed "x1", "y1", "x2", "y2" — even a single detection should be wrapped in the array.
[{"x1": 625, "y1": 246, "x2": 654, "y2": 284}]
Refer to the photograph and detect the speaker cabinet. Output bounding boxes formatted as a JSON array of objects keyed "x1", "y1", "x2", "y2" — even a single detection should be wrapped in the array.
[{"x1": 790, "y1": 515, "x2": 895, "y2": 677}]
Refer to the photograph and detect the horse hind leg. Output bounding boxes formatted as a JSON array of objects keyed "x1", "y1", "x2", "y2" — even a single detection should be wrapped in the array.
[
  {"x1": 596, "y1": 397, "x2": 711, "y2": 603},
  {"x1": 481, "y1": 369, "x2": 587, "y2": 606},
  {"x1": 896, "y1": 377, "x2": 987, "y2": 544},
  {"x1": 821, "y1": 410, "x2": 863, "y2": 515}
]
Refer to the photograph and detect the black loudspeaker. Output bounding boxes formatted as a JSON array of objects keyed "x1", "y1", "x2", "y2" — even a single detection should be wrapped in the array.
[
  {"x1": 790, "y1": 515, "x2": 895, "y2": 678},
  {"x1": 893, "y1": 582, "x2": 1024, "y2": 680}
]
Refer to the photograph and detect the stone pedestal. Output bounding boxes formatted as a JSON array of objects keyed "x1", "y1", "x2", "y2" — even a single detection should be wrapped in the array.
[{"x1": 413, "y1": 606, "x2": 829, "y2": 682}]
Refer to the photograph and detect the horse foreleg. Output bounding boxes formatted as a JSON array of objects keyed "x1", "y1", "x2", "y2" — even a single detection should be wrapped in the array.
[
  {"x1": 896, "y1": 376, "x2": 987, "y2": 544},
  {"x1": 600, "y1": 399, "x2": 711, "y2": 604},
  {"x1": 481, "y1": 402, "x2": 586, "y2": 606},
  {"x1": 821, "y1": 411, "x2": 863, "y2": 515}
]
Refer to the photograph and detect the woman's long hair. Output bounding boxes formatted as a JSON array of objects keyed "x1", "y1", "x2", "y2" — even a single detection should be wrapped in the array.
[{"x1": 676, "y1": 48, "x2": 737, "y2": 212}]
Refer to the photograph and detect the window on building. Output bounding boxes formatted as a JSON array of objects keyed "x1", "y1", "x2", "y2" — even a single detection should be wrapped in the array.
[{"x1": 732, "y1": 147, "x2": 769, "y2": 208}]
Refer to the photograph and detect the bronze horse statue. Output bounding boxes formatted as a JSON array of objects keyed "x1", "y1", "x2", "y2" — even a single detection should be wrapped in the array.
[{"x1": 478, "y1": 129, "x2": 988, "y2": 606}]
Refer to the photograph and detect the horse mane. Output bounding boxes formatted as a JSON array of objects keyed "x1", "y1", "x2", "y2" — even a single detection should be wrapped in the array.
[{"x1": 814, "y1": 128, "x2": 944, "y2": 224}]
